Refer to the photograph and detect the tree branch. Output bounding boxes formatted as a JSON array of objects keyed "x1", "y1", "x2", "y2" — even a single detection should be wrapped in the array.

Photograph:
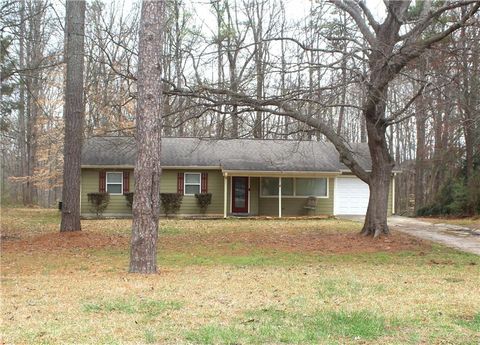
[{"x1": 329, "y1": 0, "x2": 376, "y2": 46}]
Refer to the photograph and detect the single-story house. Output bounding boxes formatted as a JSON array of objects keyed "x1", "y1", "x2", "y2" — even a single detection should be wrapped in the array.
[{"x1": 80, "y1": 136, "x2": 398, "y2": 218}]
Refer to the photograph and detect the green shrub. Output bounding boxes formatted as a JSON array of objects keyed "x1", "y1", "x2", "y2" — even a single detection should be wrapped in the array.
[
  {"x1": 195, "y1": 193, "x2": 212, "y2": 214},
  {"x1": 160, "y1": 193, "x2": 183, "y2": 216},
  {"x1": 448, "y1": 181, "x2": 468, "y2": 215},
  {"x1": 87, "y1": 192, "x2": 110, "y2": 217},
  {"x1": 124, "y1": 192, "x2": 134, "y2": 208},
  {"x1": 417, "y1": 174, "x2": 480, "y2": 216},
  {"x1": 467, "y1": 172, "x2": 480, "y2": 214}
]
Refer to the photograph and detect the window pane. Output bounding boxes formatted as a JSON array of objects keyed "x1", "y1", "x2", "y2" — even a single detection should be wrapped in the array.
[
  {"x1": 107, "y1": 172, "x2": 122, "y2": 183},
  {"x1": 185, "y1": 184, "x2": 200, "y2": 195},
  {"x1": 296, "y1": 178, "x2": 327, "y2": 197},
  {"x1": 185, "y1": 173, "x2": 200, "y2": 184},
  {"x1": 282, "y1": 178, "x2": 294, "y2": 196},
  {"x1": 262, "y1": 177, "x2": 278, "y2": 196},
  {"x1": 261, "y1": 178, "x2": 293, "y2": 196},
  {"x1": 107, "y1": 184, "x2": 122, "y2": 194}
]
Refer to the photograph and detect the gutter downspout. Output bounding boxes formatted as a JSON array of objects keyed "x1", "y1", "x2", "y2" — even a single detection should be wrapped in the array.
[
  {"x1": 223, "y1": 174, "x2": 228, "y2": 218},
  {"x1": 278, "y1": 177, "x2": 282, "y2": 218}
]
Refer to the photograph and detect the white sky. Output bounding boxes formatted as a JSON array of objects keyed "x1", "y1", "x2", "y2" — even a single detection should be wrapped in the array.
[{"x1": 187, "y1": 0, "x2": 387, "y2": 33}]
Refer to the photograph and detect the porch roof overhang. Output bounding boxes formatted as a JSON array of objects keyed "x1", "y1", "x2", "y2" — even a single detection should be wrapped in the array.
[
  {"x1": 339, "y1": 169, "x2": 403, "y2": 174},
  {"x1": 221, "y1": 170, "x2": 341, "y2": 177},
  {"x1": 81, "y1": 164, "x2": 135, "y2": 169}
]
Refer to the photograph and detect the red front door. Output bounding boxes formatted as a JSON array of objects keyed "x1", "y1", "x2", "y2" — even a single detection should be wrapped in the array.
[{"x1": 232, "y1": 177, "x2": 249, "y2": 213}]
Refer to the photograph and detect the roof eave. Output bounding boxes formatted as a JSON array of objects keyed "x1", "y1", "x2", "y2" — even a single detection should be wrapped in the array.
[{"x1": 221, "y1": 170, "x2": 341, "y2": 177}]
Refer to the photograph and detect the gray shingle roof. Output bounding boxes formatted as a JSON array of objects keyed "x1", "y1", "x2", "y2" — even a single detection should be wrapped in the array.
[{"x1": 81, "y1": 136, "x2": 373, "y2": 172}]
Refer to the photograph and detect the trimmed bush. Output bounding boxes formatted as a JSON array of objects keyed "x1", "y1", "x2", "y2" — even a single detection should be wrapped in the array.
[
  {"x1": 87, "y1": 192, "x2": 110, "y2": 217},
  {"x1": 195, "y1": 193, "x2": 212, "y2": 214},
  {"x1": 160, "y1": 193, "x2": 183, "y2": 216},
  {"x1": 124, "y1": 192, "x2": 134, "y2": 208}
]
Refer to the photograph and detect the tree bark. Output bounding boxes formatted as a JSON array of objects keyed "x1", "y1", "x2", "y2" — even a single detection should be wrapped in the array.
[
  {"x1": 60, "y1": 0, "x2": 86, "y2": 232},
  {"x1": 459, "y1": 6, "x2": 477, "y2": 185},
  {"x1": 414, "y1": 69, "x2": 426, "y2": 213},
  {"x1": 24, "y1": 0, "x2": 47, "y2": 206},
  {"x1": 129, "y1": 0, "x2": 165, "y2": 274},
  {"x1": 18, "y1": 0, "x2": 27, "y2": 204},
  {"x1": 361, "y1": 91, "x2": 394, "y2": 237},
  {"x1": 251, "y1": 0, "x2": 264, "y2": 139}
]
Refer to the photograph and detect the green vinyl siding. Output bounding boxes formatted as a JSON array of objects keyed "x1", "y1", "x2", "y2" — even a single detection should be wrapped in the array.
[
  {"x1": 258, "y1": 177, "x2": 335, "y2": 216},
  {"x1": 81, "y1": 169, "x2": 134, "y2": 216},
  {"x1": 159, "y1": 169, "x2": 224, "y2": 215},
  {"x1": 81, "y1": 168, "x2": 394, "y2": 218},
  {"x1": 388, "y1": 179, "x2": 393, "y2": 216},
  {"x1": 249, "y1": 177, "x2": 259, "y2": 215},
  {"x1": 81, "y1": 168, "x2": 225, "y2": 216}
]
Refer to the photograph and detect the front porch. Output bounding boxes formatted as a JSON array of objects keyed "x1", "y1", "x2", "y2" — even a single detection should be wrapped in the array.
[{"x1": 222, "y1": 171, "x2": 337, "y2": 218}]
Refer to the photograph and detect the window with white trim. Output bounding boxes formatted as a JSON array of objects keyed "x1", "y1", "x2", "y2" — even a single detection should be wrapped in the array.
[
  {"x1": 106, "y1": 172, "x2": 123, "y2": 194},
  {"x1": 261, "y1": 177, "x2": 293, "y2": 196},
  {"x1": 260, "y1": 177, "x2": 328, "y2": 198},
  {"x1": 184, "y1": 173, "x2": 201, "y2": 195},
  {"x1": 295, "y1": 178, "x2": 327, "y2": 197}
]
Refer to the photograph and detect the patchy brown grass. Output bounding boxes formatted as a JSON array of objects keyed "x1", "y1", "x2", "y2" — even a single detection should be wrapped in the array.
[
  {"x1": 2, "y1": 208, "x2": 427, "y2": 255},
  {"x1": 1, "y1": 208, "x2": 479, "y2": 344},
  {"x1": 2, "y1": 223, "x2": 427, "y2": 255}
]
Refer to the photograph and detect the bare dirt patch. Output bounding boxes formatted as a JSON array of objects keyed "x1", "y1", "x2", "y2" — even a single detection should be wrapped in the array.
[
  {"x1": 161, "y1": 229, "x2": 429, "y2": 255},
  {"x1": 1, "y1": 209, "x2": 429, "y2": 256},
  {"x1": 2, "y1": 227, "x2": 428, "y2": 256}
]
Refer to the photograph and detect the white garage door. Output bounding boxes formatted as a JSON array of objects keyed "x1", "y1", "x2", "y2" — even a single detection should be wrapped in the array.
[{"x1": 334, "y1": 177, "x2": 370, "y2": 215}]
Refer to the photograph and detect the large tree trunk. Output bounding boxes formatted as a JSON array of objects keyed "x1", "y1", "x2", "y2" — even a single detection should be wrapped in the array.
[
  {"x1": 60, "y1": 0, "x2": 86, "y2": 232},
  {"x1": 229, "y1": 57, "x2": 239, "y2": 138},
  {"x1": 18, "y1": 0, "x2": 27, "y2": 204},
  {"x1": 414, "y1": 86, "x2": 426, "y2": 212},
  {"x1": 129, "y1": 0, "x2": 165, "y2": 274},
  {"x1": 361, "y1": 117, "x2": 394, "y2": 237},
  {"x1": 24, "y1": 0, "x2": 46, "y2": 206},
  {"x1": 360, "y1": 59, "x2": 395, "y2": 237}
]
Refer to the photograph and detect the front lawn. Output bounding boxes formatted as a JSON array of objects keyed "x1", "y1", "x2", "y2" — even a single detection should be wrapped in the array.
[{"x1": 1, "y1": 208, "x2": 479, "y2": 344}]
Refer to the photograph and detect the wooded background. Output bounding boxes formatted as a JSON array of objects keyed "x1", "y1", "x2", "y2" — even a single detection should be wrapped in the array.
[{"x1": 1, "y1": 0, "x2": 479, "y2": 216}]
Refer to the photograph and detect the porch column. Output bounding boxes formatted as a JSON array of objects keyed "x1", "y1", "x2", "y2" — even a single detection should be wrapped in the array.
[
  {"x1": 392, "y1": 174, "x2": 396, "y2": 215},
  {"x1": 278, "y1": 177, "x2": 282, "y2": 218},
  {"x1": 223, "y1": 175, "x2": 228, "y2": 218}
]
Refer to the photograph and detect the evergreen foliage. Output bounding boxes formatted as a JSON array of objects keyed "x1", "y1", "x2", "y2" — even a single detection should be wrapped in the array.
[
  {"x1": 160, "y1": 193, "x2": 183, "y2": 216},
  {"x1": 195, "y1": 193, "x2": 212, "y2": 214},
  {"x1": 124, "y1": 192, "x2": 134, "y2": 208},
  {"x1": 87, "y1": 192, "x2": 110, "y2": 217},
  {"x1": 417, "y1": 171, "x2": 480, "y2": 216}
]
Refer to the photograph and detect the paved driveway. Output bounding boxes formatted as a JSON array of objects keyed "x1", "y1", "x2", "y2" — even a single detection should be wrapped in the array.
[{"x1": 339, "y1": 215, "x2": 480, "y2": 255}]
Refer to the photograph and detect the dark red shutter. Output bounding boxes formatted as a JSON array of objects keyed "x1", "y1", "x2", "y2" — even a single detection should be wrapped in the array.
[
  {"x1": 201, "y1": 172, "x2": 208, "y2": 193},
  {"x1": 123, "y1": 171, "x2": 130, "y2": 193},
  {"x1": 177, "y1": 172, "x2": 184, "y2": 195},
  {"x1": 99, "y1": 170, "x2": 106, "y2": 192}
]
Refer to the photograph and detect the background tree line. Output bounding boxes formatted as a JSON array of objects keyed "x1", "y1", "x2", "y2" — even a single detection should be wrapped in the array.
[{"x1": 1, "y1": 0, "x2": 479, "y2": 217}]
